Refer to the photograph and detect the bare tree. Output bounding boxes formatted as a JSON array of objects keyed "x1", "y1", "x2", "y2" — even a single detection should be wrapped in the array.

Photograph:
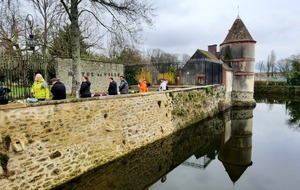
[
  {"x1": 147, "y1": 48, "x2": 180, "y2": 73},
  {"x1": 266, "y1": 50, "x2": 276, "y2": 77},
  {"x1": 270, "y1": 50, "x2": 276, "y2": 77},
  {"x1": 28, "y1": 0, "x2": 64, "y2": 80},
  {"x1": 276, "y1": 58, "x2": 291, "y2": 78},
  {"x1": 0, "y1": 2, "x2": 23, "y2": 53},
  {"x1": 30, "y1": 0, "x2": 62, "y2": 56},
  {"x1": 58, "y1": 0, "x2": 155, "y2": 92},
  {"x1": 181, "y1": 53, "x2": 191, "y2": 63},
  {"x1": 255, "y1": 61, "x2": 265, "y2": 74},
  {"x1": 147, "y1": 48, "x2": 178, "y2": 64}
]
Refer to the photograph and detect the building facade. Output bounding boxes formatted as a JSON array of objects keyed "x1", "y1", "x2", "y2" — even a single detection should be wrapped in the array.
[{"x1": 181, "y1": 47, "x2": 222, "y2": 86}]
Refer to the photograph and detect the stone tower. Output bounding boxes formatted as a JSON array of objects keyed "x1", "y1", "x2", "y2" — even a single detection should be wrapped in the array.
[{"x1": 220, "y1": 16, "x2": 256, "y2": 107}]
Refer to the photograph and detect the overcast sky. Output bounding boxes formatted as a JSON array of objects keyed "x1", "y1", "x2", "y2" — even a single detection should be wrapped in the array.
[{"x1": 141, "y1": 0, "x2": 300, "y2": 62}]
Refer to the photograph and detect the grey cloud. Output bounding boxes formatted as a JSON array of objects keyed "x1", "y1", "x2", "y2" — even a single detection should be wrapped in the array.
[{"x1": 142, "y1": 0, "x2": 300, "y2": 62}]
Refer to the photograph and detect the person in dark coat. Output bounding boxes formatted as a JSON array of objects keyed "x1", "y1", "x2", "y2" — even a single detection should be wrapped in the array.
[
  {"x1": 0, "y1": 86, "x2": 11, "y2": 104},
  {"x1": 79, "y1": 76, "x2": 91, "y2": 98},
  {"x1": 119, "y1": 76, "x2": 129, "y2": 94},
  {"x1": 108, "y1": 77, "x2": 118, "y2": 95},
  {"x1": 50, "y1": 78, "x2": 66, "y2": 100}
]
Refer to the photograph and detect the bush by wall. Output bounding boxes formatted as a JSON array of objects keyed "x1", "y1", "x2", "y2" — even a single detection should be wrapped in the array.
[{"x1": 254, "y1": 81, "x2": 300, "y2": 96}]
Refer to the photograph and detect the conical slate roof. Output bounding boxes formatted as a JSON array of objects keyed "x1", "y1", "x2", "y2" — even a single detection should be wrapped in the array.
[
  {"x1": 220, "y1": 161, "x2": 252, "y2": 182},
  {"x1": 221, "y1": 16, "x2": 256, "y2": 45}
]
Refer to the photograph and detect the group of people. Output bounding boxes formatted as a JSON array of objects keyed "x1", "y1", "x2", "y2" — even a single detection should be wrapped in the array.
[
  {"x1": 30, "y1": 73, "x2": 130, "y2": 101},
  {"x1": 108, "y1": 76, "x2": 129, "y2": 95},
  {"x1": 137, "y1": 79, "x2": 168, "y2": 93},
  {"x1": 30, "y1": 73, "x2": 65, "y2": 101},
  {"x1": 1, "y1": 73, "x2": 168, "y2": 104}
]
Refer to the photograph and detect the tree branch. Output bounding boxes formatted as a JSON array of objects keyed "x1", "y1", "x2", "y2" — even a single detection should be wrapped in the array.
[
  {"x1": 60, "y1": 0, "x2": 70, "y2": 18},
  {"x1": 79, "y1": 9, "x2": 113, "y2": 33}
]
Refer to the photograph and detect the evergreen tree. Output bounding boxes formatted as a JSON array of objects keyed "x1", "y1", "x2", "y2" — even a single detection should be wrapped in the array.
[
  {"x1": 287, "y1": 55, "x2": 300, "y2": 85},
  {"x1": 50, "y1": 24, "x2": 90, "y2": 58}
]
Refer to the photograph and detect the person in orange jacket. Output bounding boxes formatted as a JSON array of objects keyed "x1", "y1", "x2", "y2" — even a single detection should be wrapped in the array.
[{"x1": 138, "y1": 79, "x2": 148, "y2": 93}]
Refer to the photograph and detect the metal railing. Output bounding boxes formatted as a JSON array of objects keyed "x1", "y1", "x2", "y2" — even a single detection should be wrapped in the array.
[{"x1": 0, "y1": 53, "x2": 55, "y2": 100}]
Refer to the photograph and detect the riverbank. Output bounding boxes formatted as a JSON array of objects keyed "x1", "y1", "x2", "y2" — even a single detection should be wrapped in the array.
[{"x1": 254, "y1": 81, "x2": 300, "y2": 96}]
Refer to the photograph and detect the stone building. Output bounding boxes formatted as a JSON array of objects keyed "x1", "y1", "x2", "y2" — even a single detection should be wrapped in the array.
[
  {"x1": 180, "y1": 16, "x2": 256, "y2": 107},
  {"x1": 220, "y1": 16, "x2": 256, "y2": 106}
]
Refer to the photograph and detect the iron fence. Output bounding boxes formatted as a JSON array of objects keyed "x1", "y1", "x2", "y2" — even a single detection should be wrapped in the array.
[{"x1": 0, "y1": 53, "x2": 55, "y2": 100}]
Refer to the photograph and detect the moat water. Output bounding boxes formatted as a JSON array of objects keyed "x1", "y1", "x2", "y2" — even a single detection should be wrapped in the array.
[{"x1": 54, "y1": 98, "x2": 300, "y2": 190}]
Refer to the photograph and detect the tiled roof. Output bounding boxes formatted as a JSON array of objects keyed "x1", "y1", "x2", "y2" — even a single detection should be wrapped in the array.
[
  {"x1": 221, "y1": 16, "x2": 256, "y2": 45},
  {"x1": 189, "y1": 49, "x2": 220, "y2": 63}
]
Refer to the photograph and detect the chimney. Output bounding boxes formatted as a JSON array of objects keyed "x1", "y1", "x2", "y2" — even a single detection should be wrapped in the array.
[{"x1": 208, "y1": 44, "x2": 217, "y2": 57}]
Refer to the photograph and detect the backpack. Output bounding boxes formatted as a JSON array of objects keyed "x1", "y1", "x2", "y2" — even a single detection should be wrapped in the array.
[
  {"x1": 0, "y1": 86, "x2": 10, "y2": 104},
  {"x1": 0, "y1": 86, "x2": 5, "y2": 99},
  {"x1": 0, "y1": 86, "x2": 10, "y2": 99}
]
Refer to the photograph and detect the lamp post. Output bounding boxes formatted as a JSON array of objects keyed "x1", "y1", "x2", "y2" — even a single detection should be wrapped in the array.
[
  {"x1": 24, "y1": 14, "x2": 35, "y2": 98},
  {"x1": 25, "y1": 14, "x2": 35, "y2": 52}
]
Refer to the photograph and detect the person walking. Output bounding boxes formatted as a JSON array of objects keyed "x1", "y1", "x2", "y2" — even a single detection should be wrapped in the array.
[
  {"x1": 79, "y1": 76, "x2": 91, "y2": 98},
  {"x1": 119, "y1": 76, "x2": 129, "y2": 94},
  {"x1": 31, "y1": 73, "x2": 50, "y2": 101},
  {"x1": 108, "y1": 77, "x2": 118, "y2": 95},
  {"x1": 50, "y1": 78, "x2": 66, "y2": 100},
  {"x1": 138, "y1": 79, "x2": 148, "y2": 93}
]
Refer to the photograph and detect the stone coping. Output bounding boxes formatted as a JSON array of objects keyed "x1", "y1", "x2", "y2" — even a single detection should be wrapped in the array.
[{"x1": 0, "y1": 85, "x2": 216, "y2": 111}]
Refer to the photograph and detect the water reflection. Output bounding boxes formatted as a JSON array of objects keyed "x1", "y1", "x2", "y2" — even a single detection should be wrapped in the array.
[
  {"x1": 54, "y1": 107, "x2": 255, "y2": 190},
  {"x1": 255, "y1": 95, "x2": 300, "y2": 130},
  {"x1": 218, "y1": 108, "x2": 253, "y2": 184},
  {"x1": 37, "y1": 98, "x2": 300, "y2": 189},
  {"x1": 286, "y1": 101, "x2": 300, "y2": 129},
  {"x1": 62, "y1": 99, "x2": 298, "y2": 190},
  {"x1": 54, "y1": 106, "x2": 255, "y2": 190}
]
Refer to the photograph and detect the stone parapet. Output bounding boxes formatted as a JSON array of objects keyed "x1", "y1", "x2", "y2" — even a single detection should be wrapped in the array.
[{"x1": 0, "y1": 85, "x2": 229, "y2": 190}]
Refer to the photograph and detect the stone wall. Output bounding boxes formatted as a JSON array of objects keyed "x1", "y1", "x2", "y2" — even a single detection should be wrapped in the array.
[
  {"x1": 55, "y1": 108, "x2": 231, "y2": 190},
  {"x1": 55, "y1": 58, "x2": 124, "y2": 94},
  {"x1": 0, "y1": 85, "x2": 230, "y2": 190}
]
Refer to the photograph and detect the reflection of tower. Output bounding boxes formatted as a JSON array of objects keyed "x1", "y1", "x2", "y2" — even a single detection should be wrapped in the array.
[
  {"x1": 220, "y1": 16, "x2": 256, "y2": 107},
  {"x1": 218, "y1": 108, "x2": 253, "y2": 183}
]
